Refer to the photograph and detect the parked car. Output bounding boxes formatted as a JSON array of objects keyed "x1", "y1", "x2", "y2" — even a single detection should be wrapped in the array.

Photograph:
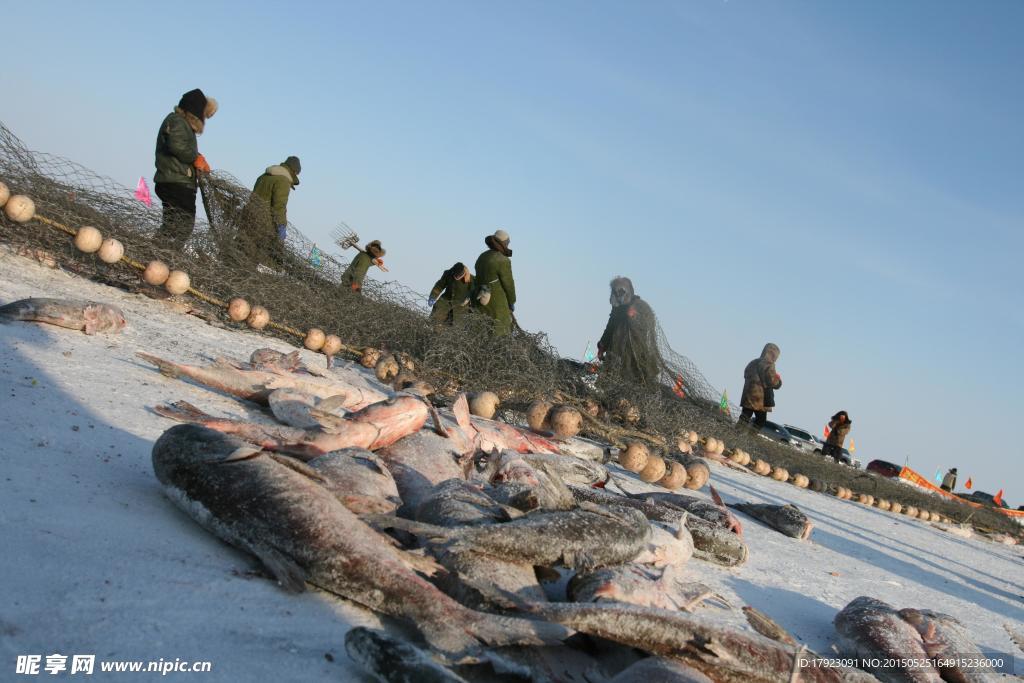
[
  {"x1": 866, "y1": 459, "x2": 902, "y2": 478},
  {"x1": 757, "y1": 421, "x2": 803, "y2": 449},
  {"x1": 782, "y1": 424, "x2": 819, "y2": 452},
  {"x1": 961, "y1": 491, "x2": 1008, "y2": 509}
]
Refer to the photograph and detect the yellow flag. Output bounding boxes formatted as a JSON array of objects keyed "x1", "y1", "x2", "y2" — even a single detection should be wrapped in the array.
[{"x1": 849, "y1": 438, "x2": 856, "y2": 452}]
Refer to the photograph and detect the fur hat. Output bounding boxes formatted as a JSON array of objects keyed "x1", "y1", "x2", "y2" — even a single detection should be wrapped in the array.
[
  {"x1": 449, "y1": 262, "x2": 468, "y2": 279},
  {"x1": 178, "y1": 89, "x2": 208, "y2": 120},
  {"x1": 609, "y1": 276, "x2": 635, "y2": 306},
  {"x1": 283, "y1": 156, "x2": 301, "y2": 186},
  {"x1": 493, "y1": 229, "x2": 510, "y2": 243},
  {"x1": 366, "y1": 240, "x2": 385, "y2": 257}
]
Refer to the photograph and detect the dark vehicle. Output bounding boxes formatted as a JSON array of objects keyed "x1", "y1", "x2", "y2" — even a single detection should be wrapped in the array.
[
  {"x1": 961, "y1": 491, "x2": 1007, "y2": 509},
  {"x1": 757, "y1": 420, "x2": 802, "y2": 449},
  {"x1": 866, "y1": 459, "x2": 902, "y2": 478},
  {"x1": 819, "y1": 444, "x2": 854, "y2": 466}
]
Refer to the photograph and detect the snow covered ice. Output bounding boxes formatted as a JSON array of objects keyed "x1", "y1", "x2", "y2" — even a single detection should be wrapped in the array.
[{"x1": 1, "y1": 249, "x2": 1021, "y2": 681}]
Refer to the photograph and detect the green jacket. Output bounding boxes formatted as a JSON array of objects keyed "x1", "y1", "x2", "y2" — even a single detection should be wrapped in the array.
[
  {"x1": 429, "y1": 270, "x2": 474, "y2": 323},
  {"x1": 154, "y1": 111, "x2": 199, "y2": 187},
  {"x1": 474, "y1": 247, "x2": 516, "y2": 335},
  {"x1": 341, "y1": 251, "x2": 373, "y2": 290},
  {"x1": 252, "y1": 165, "x2": 297, "y2": 226}
]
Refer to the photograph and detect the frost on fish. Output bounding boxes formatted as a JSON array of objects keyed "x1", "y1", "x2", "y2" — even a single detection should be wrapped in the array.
[
  {"x1": 306, "y1": 449, "x2": 401, "y2": 515},
  {"x1": 152, "y1": 424, "x2": 570, "y2": 657},
  {"x1": 371, "y1": 504, "x2": 652, "y2": 571},
  {"x1": 730, "y1": 503, "x2": 813, "y2": 540},
  {"x1": 0, "y1": 297, "x2": 125, "y2": 334},
  {"x1": 569, "y1": 564, "x2": 715, "y2": 612},
  {"x1": 834, "y1": 596, "x2": 943, "y2": 683},
  {"x1": 570, "y1": 486, "x2": 748, "y2": 568}
]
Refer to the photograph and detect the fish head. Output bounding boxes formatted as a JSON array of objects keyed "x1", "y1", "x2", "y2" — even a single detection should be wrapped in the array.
[
  {"x1": 357, "y1": 396, "x2": 429, "y2": 447},
  {"x1": 152, "y1": 424, "x2": 263, "y2": 487}
]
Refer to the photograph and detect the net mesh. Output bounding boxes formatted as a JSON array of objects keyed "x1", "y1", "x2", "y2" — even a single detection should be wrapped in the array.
[{"x1": 0, "y1": 120, "x2": 1016, "y2": 533}]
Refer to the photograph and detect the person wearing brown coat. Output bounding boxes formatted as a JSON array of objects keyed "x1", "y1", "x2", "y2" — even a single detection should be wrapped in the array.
[
  {"x1": 739, "y1": 342, "x2": 782, "y2": 428},
  {"x1": 822, "y1": 410, "x2": 851, "y2": 460}
]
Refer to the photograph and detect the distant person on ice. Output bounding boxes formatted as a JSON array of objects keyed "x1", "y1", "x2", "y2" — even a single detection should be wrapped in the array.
[
  {"x1": 153, "y1": 88, "x2": 218, "y2": 250},
  {"x1": 739, "y1": 343, "x2": 782, "y2": 428},
  {"x1": 249, "y1": 156, "x2": 301, "y2": 269},
  {"x1": 428, "y1": 262, "x2": 473, "y2": 324},
  {"x1": 596, "y1": 276, "x2": 661, "y2": 385},
  {"x1": 340, "y1": 240, "x2": 386, "y2": 294},
  {"x1": 822, "y1": 410, "x2": 852, "y2": 461},
  {"x1": 940, "y1": 468, "x2": 958, "y2": 492},
  {"x1": 473, "y1": 230, "x2": 516, "y2": 336}
]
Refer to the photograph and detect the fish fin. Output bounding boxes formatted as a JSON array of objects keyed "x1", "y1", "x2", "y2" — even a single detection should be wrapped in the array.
[
  {"x1": 252, "y1": 545, "x2": 307, "y2": 593},
  {"x1": 427, "y1": 402, "x2": 450, "y2": 438},
  {"x1": 307, "y1": 407, "x2": 348, "y2": 432},
  {"x1": 317, "y1": 394, "x2": 350, "y2": 414},
  {"x1": 152, "y1": 400, "x2": 214, "y2": 423},
  {"x1": 709, "y1": 485, "x2": 726, "y2": 508},
  {"x1": 137, "y1": 352, "x2": 182, "y2": 378},
  {"x1": 351, "y1": 453, "x2": 389, "y2": 475},
  {"x1": 453, "y1": 394, "x2": 473, "y2": 434},
  {"x1": 496, "y1": 504, "x2": 525, "y2": 521},
  {"x1": 362, "y1": 514, "x2": 453, "y2": 541},
  {"x1": 267, "y1": 453, "x2": 328, "y2": 484},
  {"x1": 222, "y1": 446, "x2": 265, "y2": 463},
  {"x1": 398, "y1": 548, "x2": 442, "y2": 577}
]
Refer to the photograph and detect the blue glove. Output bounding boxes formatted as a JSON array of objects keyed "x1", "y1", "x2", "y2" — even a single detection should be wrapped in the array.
[
  {"x1": 427, "y1": 297, "x2": 437, "y2": 307},
  {"x1": 509, "y1": 303, "x2": 515, "y2": 312},
  {"x1": 276, "y1": 225, "x2": 287, "y2": 240}
]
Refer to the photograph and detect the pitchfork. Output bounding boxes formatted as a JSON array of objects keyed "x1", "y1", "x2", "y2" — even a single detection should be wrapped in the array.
[{"x1": 331, "y1": 223, "x2": 388, "y2": 272}]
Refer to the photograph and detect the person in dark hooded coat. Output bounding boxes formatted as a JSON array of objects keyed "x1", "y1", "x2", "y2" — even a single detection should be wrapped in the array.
[
  {"x1": 822, "y1": 410, "x2": 852, "y2": 460},
  {"x1": 739, "y1": 342, "x2": 782, "y2": 427},
  {"x1": 153, "y1": 88, "x2": 218, "y2": 249},
  {"x1": 596, "y1": 276, "x2": 662, "y2": 385}
]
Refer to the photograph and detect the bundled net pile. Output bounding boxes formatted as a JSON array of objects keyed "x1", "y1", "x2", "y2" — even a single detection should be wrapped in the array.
[{"x1": 0, "y1": 121, "x2": 1016, "y2": 533}]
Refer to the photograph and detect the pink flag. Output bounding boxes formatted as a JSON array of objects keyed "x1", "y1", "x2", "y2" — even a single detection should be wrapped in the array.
[{"x1": 135, "y1": 177, "x2": 152, "y2": 206}]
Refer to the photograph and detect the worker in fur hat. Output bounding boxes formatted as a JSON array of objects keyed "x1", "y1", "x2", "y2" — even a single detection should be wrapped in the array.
[
  {"x1": 596, "y1": 276, "x2": 662, "y2": 384},
  {"x1": 739, "y1": 343, "x2": 782, "y2": 428},
  {"x1": 341, "y1": 240, "x2": 386, "y2": 294},
  {"x1": 428, "y1": 262, "x2": 474, "y2": 324},
  {"x1": 473, "y1": 230, "x2": 516, "y2": 336},
  {"x1": 153, "y1": 88, "x2": 218, "y2": 250},
  {"x1": 247, "y1": 156, "x2": 301, "y2": 269}
]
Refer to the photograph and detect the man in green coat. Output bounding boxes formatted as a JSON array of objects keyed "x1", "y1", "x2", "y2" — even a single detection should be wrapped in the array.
[
  {"x1": 247, "y1": 156, "x2": 300, "y2": 268},
  {"x1": 428, "y1": 262, "x2": 474, "y2": 324},
  {"x1": 473, "y1": 230, "x2": 516, "y2": 336},
  {"x1": 153, "y1": 89, "x2": 217, "y2": 250},
  {"x1": 341, "y1": 240, "x2": 386, "y2": 294}
]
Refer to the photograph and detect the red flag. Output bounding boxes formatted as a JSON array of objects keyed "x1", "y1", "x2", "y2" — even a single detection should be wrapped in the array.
[
  {"x1": 964, "y1": 478, "x2": 972, "y2": 490},
  {"x1": 993, "y1": 489, "x2": 1004, "y2": 506},
  {"x1": 823, "y1": 424, "x2": 831, "y2": 439}
]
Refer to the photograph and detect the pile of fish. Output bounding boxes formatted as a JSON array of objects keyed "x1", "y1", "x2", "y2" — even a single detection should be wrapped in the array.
[{"x1": 140, "y1": 348, "x2": 997, "y2": 682}]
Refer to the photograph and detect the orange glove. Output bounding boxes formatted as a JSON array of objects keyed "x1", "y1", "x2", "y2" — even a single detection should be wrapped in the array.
[
  {"x1": 350, "y1": 282, "x2": 362, "y2": 292},
  {"x1": 194, "y1": 154, "x2": 211, "y2": 174}
]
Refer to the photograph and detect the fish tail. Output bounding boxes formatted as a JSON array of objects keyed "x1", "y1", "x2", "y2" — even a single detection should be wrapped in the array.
[
  {"x1": 137, "y1": 352, "x2": 183, "y2": 378},
  {"x1": 153, "y1": 400, "x2": 215, "y2": 424}
]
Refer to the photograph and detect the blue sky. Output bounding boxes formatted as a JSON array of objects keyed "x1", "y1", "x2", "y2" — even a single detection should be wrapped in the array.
[{"x1": 3, "y1": 1, "x2": 1021, "y2": 500}]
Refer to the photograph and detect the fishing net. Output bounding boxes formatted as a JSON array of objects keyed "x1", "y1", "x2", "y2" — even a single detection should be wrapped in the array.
[{"x1": 0, "y1": 121, "x2": 1016, "y2": 534}]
